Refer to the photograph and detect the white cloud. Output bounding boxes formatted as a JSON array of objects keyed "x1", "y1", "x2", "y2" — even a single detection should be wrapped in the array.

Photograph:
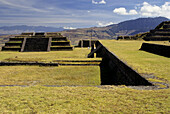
[
  {"x1": 63, "y1": 27, "x2": 76, "y2": 30},
  {"x1": 113, "y1": 7, "x2": 138, "y2": 15},
  {"x1": 92, "y1": 0, "x2": 98, "y2": 4},
  {"x1": 92, "y1": 0, "x2": 106, "y2": 5},
  {"x1": 99, "y1": 0, "x2": 106, "y2": 4},
  {"x1": 129, "y1": 10, "x2": 138, "y2": 15},
  {"x1": 140, "y1": 2, "x2": 170, "y2": 18},
  {"x1": 113, "y1": 2, "x2": 170, "y2": 18},
  {"x1": 97, "y1": 21, "x2": 114, "y2": 27}
]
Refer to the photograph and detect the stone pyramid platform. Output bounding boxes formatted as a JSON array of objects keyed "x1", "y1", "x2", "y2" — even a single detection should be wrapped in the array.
[
  {"x1": 143, "y1": 21, "x2": 170, "y2": 41},
  {"x1": 1, "y1": 32, "x2": 73, "y2": 52}
]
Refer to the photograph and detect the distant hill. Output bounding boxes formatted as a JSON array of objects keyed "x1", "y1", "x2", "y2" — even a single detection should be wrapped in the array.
[
  {"x1": 107, "y1": 17, "x2": 170, "y2": 35},
  {"x1": 61, "y1": 17, "x2": 169, "y2": 44},
  {"x1": 0, "y1": 25, "x2": 65, "y2": 35},
  {"x1": 0, "y1": 17, "x2": 169, "y2": 45}
]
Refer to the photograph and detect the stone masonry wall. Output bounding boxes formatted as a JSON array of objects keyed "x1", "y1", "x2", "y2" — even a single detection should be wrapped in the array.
[
  {"x1": 140, "y1": 43, "x2": 170, "y2": 57},
  {"x1": 24, "y1": 38, "x2": 49, "y2": 52},
  {"x1": 90, "y1": 41, "x2": 152, "y2": 86}
]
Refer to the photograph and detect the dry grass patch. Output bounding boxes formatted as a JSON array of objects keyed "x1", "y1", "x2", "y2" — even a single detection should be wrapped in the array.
[
  {"x1": 0, "y1": 66, "x2": 100, "y2": 86},
  {"x1": 0, "y1": 48, "x2": 99, "y2": 62},
  {"x1": 0, "y1": 86, "x2": 169, "y2": 113}
]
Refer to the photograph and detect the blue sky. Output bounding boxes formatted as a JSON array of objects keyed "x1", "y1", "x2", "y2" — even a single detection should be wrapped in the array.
[{"x1": 0, "y1": 0, "x2": 169, "y2": 28}]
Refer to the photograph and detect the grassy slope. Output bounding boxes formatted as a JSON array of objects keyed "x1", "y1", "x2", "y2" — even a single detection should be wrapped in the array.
[{"x1": 101, "y1": 40, "x2": 170, "y2": 83}]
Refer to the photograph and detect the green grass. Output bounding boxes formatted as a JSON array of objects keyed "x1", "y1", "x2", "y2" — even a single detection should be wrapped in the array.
[
  {"x1": 0, "y1": 66, "x2": 100, "y2": 86},
  {"x1": 0, "y1": 41, "x2": 169, "y2": 113},
  {"x1": 0, "y1": 48, "x2": 100, "y2": 85},
  {"x1": 0, "y1": 48, "x2": 101, "y2": 86},
  {"x1": 6, "y1": 41, "x2": 22, "y2": 43},
  {"x1": 0, "y1": 48, "x2": 101, "y2": 62},
  {"x1": 147, "y1": 41, "x2": 170, "y2": 46},
  {"x1": 100, "y1": 40, "x2": 170, "y2": 83},
  {"x1": 0, "y1": 86, "x2": 169, "y2": 113}
]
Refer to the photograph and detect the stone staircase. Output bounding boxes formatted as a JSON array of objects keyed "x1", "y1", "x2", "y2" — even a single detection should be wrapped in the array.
[
  {"x1": 1, "y1": 37, "x2": 24, "y2": 51},
  {"x1": 1, "y1": 32, "x2": 73, "y2": 52},
  {"x1": 50, "y1": 37, "x2": 73, "y2": 51},
  {"x1": 143, "y1": 21, "x2": 170, "y2": 41},
  {"x1": 0, "y1": 37, "x2": 10, "y2": 48}
]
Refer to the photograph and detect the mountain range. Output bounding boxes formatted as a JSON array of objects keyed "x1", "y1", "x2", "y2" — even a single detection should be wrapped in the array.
[
  {"x1": 0, "y1": 25, "x2": 65, "y2": 35},
  {"x1": 61, "y1": 17, "x2": 169, "y2": 44},
  {"x1": 0, "y1": 17, "x2": 169, "y2": 44}
]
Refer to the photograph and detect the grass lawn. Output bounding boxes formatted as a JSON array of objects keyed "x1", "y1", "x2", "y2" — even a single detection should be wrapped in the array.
[
  {"x1": 0, "y1": 86, "x2": 169, "y2": 113},
  {"x1": 0, "y1": 48, "x2": 101, "y2": 62},
  {"x1": 0, "y1": 41, "x2": 169, "y2": 113},
  {"x1": 0, "y1": 48, "x2": 101, "y2": 86},
  {"x1": 0, "y1": 66, "x2": 100, "y2": 86}
]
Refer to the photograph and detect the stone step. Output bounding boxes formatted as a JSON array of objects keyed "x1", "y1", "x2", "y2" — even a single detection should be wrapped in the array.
[
  {"x1": 163, "y1": 21, "x2": 170, "y2": 24},
  {"x1": 46, "y1": 32, "x2": 62, "y2": 37},
  {"x1": 163, "y1": 25, "x2": 170, "y2": 29},
  {"x1": 150, "y1": 29, "x2": 170, "y2": 33},
  {"x1": 50, "y1": 46, "x2": 73, "y2": 51},
  {"x1": 9, "y1": 38, "x2": 24, "y2": 41},
  {"x1": 35, "y1": 33, "x2": 45, "y2": 36},
  {"x1": 52, "y1": 37, "x2": 67, "y2": 41},
  {"x1": 14, "y1": 35, "x2": 29, "y2": 38},
  {"x1": 5, "y1": 42, "x2": 22, "y2": 46},
  {"x1": 143, "y1": 36, "x2": 170, "y2": 41},
  {"x1": 150, "y1": 32, "x2": 170, "y2": 36},
  {"x1": 51, "y1": 41, "x2": 70, "y2": 46},
  {"x1": 21, "y1": 33, "x2": 34, "y2": 35},
  {"x1": 1, "y1": 46, "x2": 21, "y2": 51}
]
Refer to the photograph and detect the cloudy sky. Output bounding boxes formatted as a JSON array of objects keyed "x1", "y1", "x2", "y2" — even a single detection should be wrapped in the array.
[{"x1": 0, "y1": 0, "x2": 169, "y2": 28}]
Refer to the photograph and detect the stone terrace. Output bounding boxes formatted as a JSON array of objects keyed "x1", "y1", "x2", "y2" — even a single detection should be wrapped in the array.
[
  {"x1": 143, "y1": 21, "x2": 170, "y2": 41},
  {"x1": 1, "y1": 32, "x2": 73, "y2": 52}
]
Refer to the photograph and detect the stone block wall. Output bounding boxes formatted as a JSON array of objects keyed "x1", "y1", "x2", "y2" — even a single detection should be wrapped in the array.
[
  {"x1": 24, "y1": 38, "x2": 49, "y2": 52},
  {"x1": 76, "y1": 40, "x2": 97, "y2": 47},
  {"x1": 140, "y1": 43, "x2": 170, "y2": 57},
  {"x1": 89, "y1": 41, "x2": 152, "y2": 86}
]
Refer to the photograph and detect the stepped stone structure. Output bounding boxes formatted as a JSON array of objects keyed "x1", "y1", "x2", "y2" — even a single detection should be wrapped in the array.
[
  {"x1": 75, "y1": 40, "x2": 97, "y2": 47},
  {"x1": 143, "y1": 21, "x2": 170, "y2": 41},
  {"x1": 117, "y1": 21, "x2": 170, "y2": 41},
  {"x1": 1, "y1": 32, "x2": 73, "y2": 52}
]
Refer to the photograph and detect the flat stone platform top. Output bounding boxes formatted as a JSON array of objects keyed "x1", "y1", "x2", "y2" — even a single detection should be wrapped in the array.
[
  {"x1": 100, "y1": 40, "x2": 170, "y2": 83},
  {"x1": 21, "y1": 32, "x2": 64, "y2": 37}
]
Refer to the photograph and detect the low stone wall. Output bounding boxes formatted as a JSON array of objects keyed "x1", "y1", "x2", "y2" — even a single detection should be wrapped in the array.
[
  {"x1": 0, "y1": 62, "x2": 58, "y2": 66},
  {"x1": 76, "y1": 40, "x2": 97, "y2": 47},
  {"x1": 24, "y1": 38, "x2": 49, "y2": 52},
  {"x1": 140, "y1": 43, "x2": 170, "y2": 57},
  {"x1": 117, "y1": 36, "x2": 138, "y2": 40},
  {"x1": 89, "y1": 41, "x2": 152, "y2": 86}
]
